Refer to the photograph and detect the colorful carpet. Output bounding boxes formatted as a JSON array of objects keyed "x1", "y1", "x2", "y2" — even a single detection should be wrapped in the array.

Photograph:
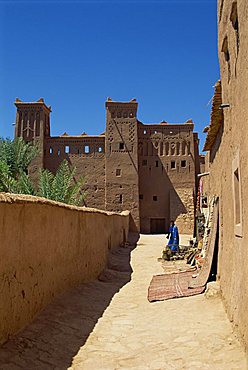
[
  {"x1": 148, "y1": 198, "x2": 219, "y2": 302},
  {"x1": 148, "y1": 271, "x2": 205, "y2": 302}
]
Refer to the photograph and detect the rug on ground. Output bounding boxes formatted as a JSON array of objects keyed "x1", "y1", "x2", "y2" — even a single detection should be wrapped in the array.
[{"x1": 148, "y1": 198, "x2": 219, "y2": 302}]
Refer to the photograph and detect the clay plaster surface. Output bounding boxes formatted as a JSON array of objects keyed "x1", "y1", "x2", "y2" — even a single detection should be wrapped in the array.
[
  {"x1": 0, "y1": 193, "x2": 129, "y2": 345},
  {"x1": 0, "y1": 234, "x2": 246, "y2": 369}
]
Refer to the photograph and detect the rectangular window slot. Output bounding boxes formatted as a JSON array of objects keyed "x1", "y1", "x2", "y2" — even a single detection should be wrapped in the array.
[
  {"x1": 153, "y1": 195, "x2": 158, "y2": 201},
  {"x1": 119, "y1": 194, "x2": 123, "y2": 204},
  {"x1": 171, "y1": 161, "x2": 176, "y2": 169},
  {"x1": 119, "y1": 142, "x2": 124, "y2": 150},
  {"x1": 116, "y1": 169, "x2": 121, "y2": 177},
  {"x1": 49, "y1": 147, "x2": 53, "y2": 155},
  {"x1": 65, "y1": 145, "x2": 70, "y2": 154},
  {"x1": 232, "y1": 153, "x2": 242, "y2": 237},
  {"x1": 58, "y1": 149, "x2": 60, "y2": 156},
  {"x1": 155, "y1": 160, "x2": 159, "y2": 167},
  {"x1": 181, "y1": 160, "x2": 186, "y2": 168},
  {"x1": 98, "y1": 147, "x2": 103, "y2": 152},
  {"x1": 222, "y1": 37, "x2": 231, "y2": 82},
  {"x1": 230, "y1": 2, "x2": 239, "y2": 53},
  {"x1": 234, "y1": 169, "x2": 241, "y2": 225},
  {"x1": 84, "y1": 145, "x2": 90, "y2": 153},
  {"x1": 139, "y1": 194, "x2": 143, "y2": 200}
]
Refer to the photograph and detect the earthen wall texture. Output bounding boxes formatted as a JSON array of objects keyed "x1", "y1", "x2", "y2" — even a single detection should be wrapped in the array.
[
  {"x1": 138, "y1": 123, "x2": 197, "y2": 234},
  {"x1": 206, "y1": 0, "x2": 248, "y2": 350},
  {"x1": 105, "y1": 102, "x2": 140, "y2": 232},
  {"x1": 44, "y1": 137, "x2": 106, "y2": 209},
  {"x1": 14, "y1": 99, "x2": 201, "y2": 234},
  {"x1": 0, "y1": 193, "x2": 129, "y2": 345}
]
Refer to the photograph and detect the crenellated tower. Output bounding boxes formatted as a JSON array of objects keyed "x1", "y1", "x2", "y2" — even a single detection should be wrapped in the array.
[
  {"x1": 105, "y1": 98, "x2": 140, "y2": 231},
  {"x1": 14, "y1": 98, "x2": 52, "y2": 181}
]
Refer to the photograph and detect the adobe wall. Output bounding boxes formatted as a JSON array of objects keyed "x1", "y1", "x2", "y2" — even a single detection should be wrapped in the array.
[
  {"x1": 206, "y1": 0, "x2": 248, "y2": 350},
  {"x1": 0, "y1": 193, "x2": 129, "y2": 345},
  {"x1": 14, "y1": 98, "x2": 201, "y2": 235},
  {"x1": 44, "y1": 136, "x2": 106, "y2": 209},
  {"x1": 105, "y1": 101, "x2": 140, "y2": 232},
  {"x1": 138, "y1": 123, "x2": 197, "y2": 234}
]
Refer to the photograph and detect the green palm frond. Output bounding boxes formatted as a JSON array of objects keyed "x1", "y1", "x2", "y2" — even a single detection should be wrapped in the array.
[
  {"x1": 0, "y1": 137, "x2": 39, "y2": 178},
  {"x1": 38, "y1": 169, "x2": 54, "y2": 199},
  {"x1": 38, "y1": 160, "x2": 86, "y2": 205},
  {"x1": 0, "y1": 137, "x2": 86, "y2": 206},
  {"x1": 0, "y1": 159, "x2": 18, "y2": 193},
  {"x1": 17, "y1": 171, "x2": 36, "y2": 195},
  {"x1": 65, "y1": 176, "x2": 86, "y2": 205}
]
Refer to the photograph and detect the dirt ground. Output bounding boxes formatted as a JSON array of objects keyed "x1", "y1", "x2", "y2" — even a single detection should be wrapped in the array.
[{"x1": 0, "y1": 234, "x2": 247, "y2": 369}]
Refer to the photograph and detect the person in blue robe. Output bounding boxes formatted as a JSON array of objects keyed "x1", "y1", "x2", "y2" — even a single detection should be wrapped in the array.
[{"x1": 166, "y1": 220, "x2": 179, "y2": 252}]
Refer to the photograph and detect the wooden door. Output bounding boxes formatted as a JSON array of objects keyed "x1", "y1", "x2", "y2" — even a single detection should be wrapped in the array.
[{"x1": 150, "y1": 218, "x2": 166, "y2": 234}]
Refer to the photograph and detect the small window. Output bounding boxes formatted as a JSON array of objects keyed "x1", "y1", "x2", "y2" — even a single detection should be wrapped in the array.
[
  {"x1": 139, "y1": 194, "x2": 143, "y2": 200},
  {"x1": 119, "y1": 142, "x2": 124, "y2": 150},
  {"x1": 65, "y1": 145, "x2": 70, "y2": 154},
  {"x1": 116, "y1": 169, "x2": 121, "y2": 177},
  {"x1": 49, "y1": 147, "x2": 53, "y2": 155},
  {"x1": 230, "y1": 2, "x2": 239, "y2": 54},
  {"x1": 171, "y1": 161, "x2": 176, "y2": 169},
  {"x1": 222, "y1": 37, "x2": 231, "y2": 82},
  {"x1": 153, "y1": 195, "x2": 158, "y2": 201},
  {"x1": 181, "y1": 160, "x2": 186, "y2": 168},
  {"x1": 155, "y1": 160, "x2": 159, "y2": 167},
  {"x1": 84, "y1": 145, "x2": 90, "y2": 153},
  {"x1": 144, "y1": 130, "x2": 147, "y2": 134},
  {"x1": 154, "y1": 130, "x2": 158, "y2": 134},
  {"x1": 142, "y1": 159, "x2": 147, "y2": 166},
  {"x1": 119, "y1": 194, "x2": 123, "y2": 204},
  {"x1": 233, "y1": 167, "x2": 242, "y2": 231},
  {"x1": 219, "y1": 0, "x2": 224, "y2": 21},
  {"x1": 58, "y1": 149, "x2": 60, "y2": 156},
  {"x1": 98, "y1": 147, "x2": 103, "y2": 153}
]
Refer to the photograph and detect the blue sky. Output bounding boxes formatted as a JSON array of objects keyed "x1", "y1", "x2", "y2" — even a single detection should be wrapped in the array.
[{"x1": 0, "y1": 0, "x2": 219, "y2": 151}]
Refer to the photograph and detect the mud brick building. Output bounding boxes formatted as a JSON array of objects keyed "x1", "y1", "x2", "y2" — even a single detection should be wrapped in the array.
[
  {"x1": 14, "y1": 97, "x2": 201, "y2": 233},
  {"x1": 202, "y1": 0, "x2": 248, "y2": 351}
]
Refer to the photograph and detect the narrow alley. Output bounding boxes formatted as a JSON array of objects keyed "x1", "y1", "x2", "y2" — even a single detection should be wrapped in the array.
[{"x1": 0, "y1": 235, "x2": 246, "y2": 370}]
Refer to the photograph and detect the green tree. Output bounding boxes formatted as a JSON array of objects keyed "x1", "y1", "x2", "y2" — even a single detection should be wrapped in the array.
[
  {"x1": 38, "y1": 160, "x2": 86, "y2": 205},
  {"x1": 0, "y1": 138, "x2": 86, "y2": 206},
  {"x1": 0, "y1": 137, "x2": 39, "y2": 194}
]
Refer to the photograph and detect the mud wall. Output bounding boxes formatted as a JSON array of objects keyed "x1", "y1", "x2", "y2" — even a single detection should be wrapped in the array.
[
  {"x1": 0, "y1": 193, "x2": 129, "y2": 345},
  {"x1": 205, "y1": 0, "x2": 248, "y2": 351}
]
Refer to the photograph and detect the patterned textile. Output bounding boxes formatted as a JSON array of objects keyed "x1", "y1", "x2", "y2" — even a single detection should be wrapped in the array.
[{"x1": 148, "y1": 271, "x2": 205, "y2": 302}]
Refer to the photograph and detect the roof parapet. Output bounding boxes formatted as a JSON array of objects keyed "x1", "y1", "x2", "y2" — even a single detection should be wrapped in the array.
[
  {"x1": 203, "y1": 80, "x2": 223, "y2": 151},
  {"x1": 14, "y1": 97, "x2": 52, "y2": 112}
]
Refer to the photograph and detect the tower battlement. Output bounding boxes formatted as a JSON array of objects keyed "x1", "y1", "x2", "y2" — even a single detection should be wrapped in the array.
[{"x1": 14, "y1": 98, "x2": 201, "y2": 233}]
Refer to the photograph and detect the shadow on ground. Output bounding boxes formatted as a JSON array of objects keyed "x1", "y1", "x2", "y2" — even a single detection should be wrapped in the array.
[{"x1": 0, "y1": 233, "x2": 139, "y2": 370}]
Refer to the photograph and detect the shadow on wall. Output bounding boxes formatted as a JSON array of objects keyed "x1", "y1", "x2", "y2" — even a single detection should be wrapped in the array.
[
  {"x1": 0, "y1": 233, "x2": 139, "y2": 369},
  {"x1": 138, "y1": 142, "x2": 189, "y2": 233},
  {"x1": 210, "y1": 124, "x2": 224, "y2": 164}
]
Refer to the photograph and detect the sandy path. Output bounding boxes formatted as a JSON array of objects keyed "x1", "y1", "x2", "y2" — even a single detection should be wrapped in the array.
[{"x1": 0, "y1": 234, "x2": 246, "y2": 369}]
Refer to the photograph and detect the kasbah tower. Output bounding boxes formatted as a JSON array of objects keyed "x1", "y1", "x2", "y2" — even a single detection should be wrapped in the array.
[{"x1": 14, "y1": 97, "x2": 203, "y2": 234}]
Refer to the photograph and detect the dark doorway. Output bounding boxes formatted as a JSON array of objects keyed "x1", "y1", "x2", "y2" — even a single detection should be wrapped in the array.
[
  {"x1": 150, "y1": 218, "x2": 166, "y2": 233},
  {"x1": 209, "y1": 211, "x2": 220, "y2": 282}
]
